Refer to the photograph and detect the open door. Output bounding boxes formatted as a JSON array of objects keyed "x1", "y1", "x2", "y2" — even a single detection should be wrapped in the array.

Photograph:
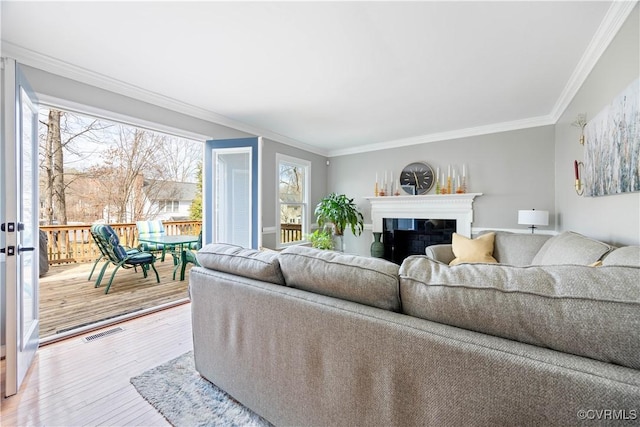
[
  {"x1": 203, "y1": 137, "x2": 261, "y2": 249},
  {"x1": 2, "y1": 58, "x2": 40, "y2": 397}
]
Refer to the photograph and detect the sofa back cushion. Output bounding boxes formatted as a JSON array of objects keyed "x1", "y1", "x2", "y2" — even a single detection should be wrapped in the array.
[
  {"x1": 399, "y1": 255, "x2": 640, "y2": 369},
  {"x1": 196, "y1": 243, "x2": 285, "y2": 285},
  {"x1": 531, "y1": 231, "x2": 613, "y2": 265},
  {"x1": 479, "y1": 230, "x2": 551, "y2": 266},
  {"x1": 602, "y1": 246, "x2": 640, "y2": 267},
  {"x1": 279, "y1": 245, "x2": 401, "y2": 312}
]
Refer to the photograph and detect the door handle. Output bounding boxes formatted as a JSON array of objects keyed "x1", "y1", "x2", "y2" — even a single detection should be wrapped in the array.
[{"x1": 18, "y1": 246, "x2": 35, "y2": 253}]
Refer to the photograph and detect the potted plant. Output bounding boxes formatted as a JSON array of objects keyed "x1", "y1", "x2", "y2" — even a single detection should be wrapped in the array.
[
  {"x1": 314, "y1": 193, "x2": 364, "y2": 251},
  {"x1": 307, "y1": 229, "x2": 335, "y2": 250}
]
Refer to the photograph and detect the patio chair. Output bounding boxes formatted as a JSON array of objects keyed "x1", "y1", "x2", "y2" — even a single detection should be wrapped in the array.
[
  {"x1": 92, "y1": 224, "x2": 160, "y2": 294},
  {"x1": 172, "y1": 230, "x2": 202, "y2": 280},
  {"x1": 88, "y1": 224, "x2": 140, "y2": 281},
  {"x1": 136, "y1": 220, "x2": 172, "y2": 262}
]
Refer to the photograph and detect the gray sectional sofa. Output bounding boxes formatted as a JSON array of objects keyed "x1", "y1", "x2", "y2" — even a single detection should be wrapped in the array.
[{"x1": 189, "y1": 231, "x2": 640, "y2": 426}]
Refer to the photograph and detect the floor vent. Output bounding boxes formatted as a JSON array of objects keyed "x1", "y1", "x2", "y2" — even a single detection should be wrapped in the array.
[{"x1": 82, "y1": 327, "x2": 125, "y2": 343}]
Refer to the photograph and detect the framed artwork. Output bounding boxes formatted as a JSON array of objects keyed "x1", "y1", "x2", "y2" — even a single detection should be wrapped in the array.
[{"x1": 583, "y1": 78, "x2": 639, "y2": 197}]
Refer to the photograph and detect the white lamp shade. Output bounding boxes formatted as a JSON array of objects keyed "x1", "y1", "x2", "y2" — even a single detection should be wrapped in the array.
[{"x1": 518, "y1": 210, "x2": 549, "y2": 226}]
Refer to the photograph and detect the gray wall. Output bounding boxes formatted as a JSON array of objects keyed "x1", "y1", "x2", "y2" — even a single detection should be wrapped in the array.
[
  {"x1": 328, "y1": 126, "x2": 556, "y2": 256},
  {"x1": 261, "y1": 138, "x2": 328, "y2": 249},
  {"x1": 554, "y1": 4, "x2": 639, "y2": 247},
  {"x1": 20, "y1": 65, "x2": 251, "y2": 141}
]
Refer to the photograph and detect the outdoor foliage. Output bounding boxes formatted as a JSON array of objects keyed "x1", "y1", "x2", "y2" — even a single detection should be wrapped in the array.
[{"x1": 190, "y1": 162, "x2": 203, "y2": 220}]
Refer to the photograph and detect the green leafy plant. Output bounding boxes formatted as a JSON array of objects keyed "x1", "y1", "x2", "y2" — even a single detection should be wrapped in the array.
[
  {"x1": 314, "y1": 193, "x2": 364, "y2": 237},
  {"x1": 307, "y1": 229, "x2": 334, "y2": 250}
]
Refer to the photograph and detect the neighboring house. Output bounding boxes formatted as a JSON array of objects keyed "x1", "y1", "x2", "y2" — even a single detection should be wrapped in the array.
[{"x1": 142, "y1": 179, "x2": 197, "y2": 221}]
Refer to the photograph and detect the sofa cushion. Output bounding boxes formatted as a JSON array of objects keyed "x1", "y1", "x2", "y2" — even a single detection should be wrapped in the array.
[
  {"x1": 279, "y1": 245, "x2": 400, "y2": 312},
  {"x1": 602, "y1": 246, "x2": 640, "y2": 267},
  {"x1": 399, "y1": 256, "x2": 640, "y2": 369},
  {"x1": 449, "y1": 232, "x2": 497, "y2": 266},
  {"x1": 196, "y1": 243, "x2": 285, "y2": 285},
  {"x1": 479, "y1": 230, "x2": 551, "y2": 266},
  {"x1": 531, "y1": 231, "x2": 613, "y2": 266}
]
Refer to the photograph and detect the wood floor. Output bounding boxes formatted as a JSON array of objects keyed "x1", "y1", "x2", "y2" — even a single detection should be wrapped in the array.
[
  {"x1": 40, "y1": 258, "x2": 192, "y2": 340},
  {"x1": 1, "y1": 303, "x2": 193, "y2": 426}
]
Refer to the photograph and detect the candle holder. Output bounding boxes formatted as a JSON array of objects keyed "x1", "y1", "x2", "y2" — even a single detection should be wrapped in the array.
[
  {"x1": 574, "y1": 161, "x2": 584, "y2": 196},
  {"x1": 435, "y1": 179, "x2": 441, "y2": 195},
  {"x1": 374, "y1": 182, "x2": 379, "y2": 197},
  {"x1": 461, "y1": 176, "x2": 467, "y2": 193},
  {"x1": 447, "y1": 177, "x2": 452, "y2": 194}
]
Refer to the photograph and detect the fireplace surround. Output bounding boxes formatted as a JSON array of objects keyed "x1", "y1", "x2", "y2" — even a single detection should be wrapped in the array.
[{"x1": 365, "y1": 194, "x2": 482, "y2": 263}]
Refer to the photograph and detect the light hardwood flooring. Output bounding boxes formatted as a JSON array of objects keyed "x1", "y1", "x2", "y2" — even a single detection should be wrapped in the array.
[
  {"x1": 40, "y1": 259, "x2": 192, "y2": 340},
  {"x1": 1, "y1": 303, "x2": 193, "y2": 426}
]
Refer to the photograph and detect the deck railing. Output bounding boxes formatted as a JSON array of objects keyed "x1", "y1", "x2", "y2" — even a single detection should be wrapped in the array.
[
  {"x1": 281, "y1": 223, "x2": 303, "y2": 243},
  {"x1": 40, "y1": 220, "x2": 202, "y2": 265},
  {"x1": 40, "y1": 221, "x2": 305, "y2": 264}
]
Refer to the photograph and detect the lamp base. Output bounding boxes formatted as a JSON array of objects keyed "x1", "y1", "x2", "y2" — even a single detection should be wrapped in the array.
[{"x1": 528, "y1": 225, "x2": 537, "y2": 234}]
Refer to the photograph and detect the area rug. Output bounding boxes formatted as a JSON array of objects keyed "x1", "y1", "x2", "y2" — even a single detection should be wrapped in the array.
[{"x1": 131, "y1": 351, "x2": 272, "y2": 427}]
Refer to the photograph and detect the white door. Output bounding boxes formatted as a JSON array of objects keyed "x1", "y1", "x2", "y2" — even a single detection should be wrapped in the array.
[
  {"x1": 2, "y1": 59, "x2": 40, "y2": 397},
  {"x1": 203, "y1": 137, "x2": 261, "y2": 249}
]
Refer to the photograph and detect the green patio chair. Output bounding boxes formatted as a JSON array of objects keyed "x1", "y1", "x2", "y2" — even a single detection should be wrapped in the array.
[
  {"x1": 172, "y1": 231, "x2": 202, "y2": 280},
  {"x1": 93, "y1": 224, "x2": 160, "y2": 294},
  {"x1": 88, "y1": 223, "x2": 140, "y2": 281},
  {"x1": 136, "y1": 220, "x2": 172, "y2": 262}
]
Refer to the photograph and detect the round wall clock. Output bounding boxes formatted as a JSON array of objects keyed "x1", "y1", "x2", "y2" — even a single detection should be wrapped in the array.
[{"x1": 400, "y1": 162, "x2": 435, "y2": 195}]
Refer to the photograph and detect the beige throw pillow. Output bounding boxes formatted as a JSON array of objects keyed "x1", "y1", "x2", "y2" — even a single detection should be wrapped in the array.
[{"x1": 449, "y1": 232, "x2": 497, "y2": 266}]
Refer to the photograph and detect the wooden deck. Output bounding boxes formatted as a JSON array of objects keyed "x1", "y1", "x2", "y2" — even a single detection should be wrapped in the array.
[{"x1": 39, "y1": 258, "x2": 193, "y2": 339}]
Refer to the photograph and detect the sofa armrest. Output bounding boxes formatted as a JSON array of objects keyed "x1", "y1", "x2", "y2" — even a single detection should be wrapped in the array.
[{"x1": 425, "y1": 244, "x2": 455, "y2": 264}]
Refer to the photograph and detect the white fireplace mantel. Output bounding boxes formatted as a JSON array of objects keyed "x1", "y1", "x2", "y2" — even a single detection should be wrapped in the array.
[{"x1": 365, "y1": 193, "x2": 483, "y2": 237}]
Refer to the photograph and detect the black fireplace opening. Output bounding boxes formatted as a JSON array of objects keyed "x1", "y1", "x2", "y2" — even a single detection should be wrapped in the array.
[{"x1": 382, "y1": 218, "x2": 456, "y2": 264}]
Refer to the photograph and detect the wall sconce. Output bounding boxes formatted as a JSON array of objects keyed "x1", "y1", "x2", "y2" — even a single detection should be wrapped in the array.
[
  {"x1": 574, "y1": 160, "x2": 584, "y2": 195},
  {"x1": 571, "y1": 113, "x2": 587, "y2": 145},
  {"x1": 518, "y1": 209, "x2": 549, "y2": 234}
]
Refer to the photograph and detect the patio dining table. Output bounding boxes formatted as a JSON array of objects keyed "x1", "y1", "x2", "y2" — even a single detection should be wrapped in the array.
[{"x1": 138, "y1": 235, "x2": 199, "y2": 281}]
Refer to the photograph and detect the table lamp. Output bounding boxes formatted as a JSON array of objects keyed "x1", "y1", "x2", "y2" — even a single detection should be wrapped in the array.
[{"x1": 518, "y1": 209, "x2": 549, "y2": 234}]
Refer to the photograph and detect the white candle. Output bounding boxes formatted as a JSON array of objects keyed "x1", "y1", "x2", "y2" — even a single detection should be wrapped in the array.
[
  {"x1": 448, "y1": 165, "x2": 451, "y2": 178},
  {"x1": 376, "y1": 172, "x2": 378, "y2": 183},
  {"x1": 463, "y1": 164, "x2": 466, "y2": 177},
  {"x1": 436, "y1": 167, "x2": 440, "y2": 180}
]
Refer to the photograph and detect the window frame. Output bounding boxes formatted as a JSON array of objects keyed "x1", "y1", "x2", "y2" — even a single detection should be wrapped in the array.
[{"x1": 276, "y1": 153, "x2": 311, "y2": 249}]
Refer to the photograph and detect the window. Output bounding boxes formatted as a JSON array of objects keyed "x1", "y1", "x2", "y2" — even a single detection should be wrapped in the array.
[
  {"x1": 159, "y1": 200, "x2": 179, "y2": 213},
  {"x1": 277, "y1": 154, "x2": 310, "y2": 247}
]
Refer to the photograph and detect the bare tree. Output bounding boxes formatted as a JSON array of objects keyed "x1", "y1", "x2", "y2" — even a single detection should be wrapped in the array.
[
  {"x1": 39, "y1": 109, "x2": 111, "y2": 225},
  {"x1": 91, "y1": 127, "x2": 182, "y2": 222},
  {"x1": 149, "y1": 136, "x2": 201, "y2": 182}
]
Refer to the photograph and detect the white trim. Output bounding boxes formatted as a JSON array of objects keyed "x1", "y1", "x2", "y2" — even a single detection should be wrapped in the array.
[
  {"x1": 549, "y1": 1, "x2": 638, "y2": 122},
  {"x1": 262, "y1": 226, "x2": 277, "y2": 235},
  {"x1": 471, "y1": 227, "x2": 557, "y2": 236},
  {"x1": 275, "y1": 153, "x2": 311, "y2": 249},
  {"x1": 365, "y1": 193, "x2": 482, "y2": 238},
  {"x1": 329, "y1": 116, "x2": 553, "y2": 157},
  {"x1": 37, "y1": 93, "x2": 210, "y2": 143},
  {"x1": 2, "y1": 43, "x2": 329, "y2": 157}
]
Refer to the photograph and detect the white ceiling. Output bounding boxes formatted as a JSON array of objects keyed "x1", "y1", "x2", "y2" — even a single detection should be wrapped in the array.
[{"x1": 1, "y1": 1, "x2": 634, "y2": 156}]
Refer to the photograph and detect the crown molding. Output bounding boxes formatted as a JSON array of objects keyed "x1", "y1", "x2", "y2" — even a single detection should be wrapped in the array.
[
  {"x1": 1, "y1": 41, "x2": 329, "y2": 157},
  {"x1": 549, "y1": 1, "x2": 638, "y2": 122},
  {"x1": 328, "y1": 115, "x2": 554, "y2": 157}
]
